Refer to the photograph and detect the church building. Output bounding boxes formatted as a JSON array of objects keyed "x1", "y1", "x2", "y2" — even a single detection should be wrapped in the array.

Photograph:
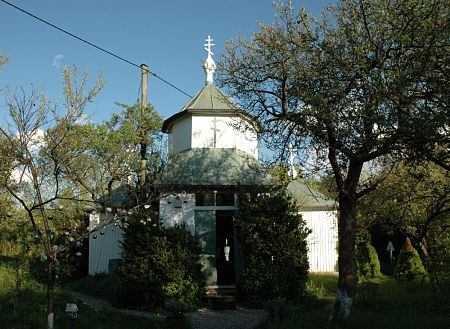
[
  {"x1": 88, "y1": 36, "x2": 338, "y2": 280},
  {"x1": 157, "y1": 35, "x2": 273, "y2": 287}
]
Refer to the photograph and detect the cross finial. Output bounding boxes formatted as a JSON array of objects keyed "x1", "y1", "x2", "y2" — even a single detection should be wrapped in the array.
[
  {"x1": 204, "y1": 35, "x2": 215, "y2": 57},
  {"x1": 203, "y1": 35, "x2": 216, "y2": 84},
  {"x1": 288, "y1": 144, "x2": 298, "y2": 179}
]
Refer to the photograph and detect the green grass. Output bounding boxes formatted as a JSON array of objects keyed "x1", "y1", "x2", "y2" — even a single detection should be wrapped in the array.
[
  {"x1": 65, "y1": 273, "x2": 117, "y2": 303},
  {"x1": 0, "y1": 261, "x2": 160, "y2": 329},
  {"x1": 3, "y1": 259, "x2": 450, "y2": 329},
  {"x1": 258, "y1": 273, "x2": 450, "y2": 329}
]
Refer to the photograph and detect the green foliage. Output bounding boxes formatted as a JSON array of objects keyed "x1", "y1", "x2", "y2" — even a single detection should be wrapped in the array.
[
  {"x1": 394, "y1": 248, "x2": 429, "y2": 283},
  {"x1": 219, "y1": 0, "x2": 448, "y2": 320},
  {"x1": 235, "y1": 191, "x2": 310, "y2": 302},
  {"x1": 259, "y1": 275, "x2": 449, "y2": 329},
  {"x1": 55, "y1": 100, "x2": 164, "y2": 206},
  {"x1": 0, "y1": 263, "x2": 158, "y2": 329},
  {"x1": 270, "y1": 164, "x2": 291, "y2": 186},
  {"x1": 0, "y1": 54, "x2": 7, "y2": 70},
  {"x1": 356, "y1": 230, "x2": 381, "y2": 280},
  {"x1": 264, "y1": 298, "x2": 294, "y2": 323},
  {"x1": 359, "y1": 161, "x2": 449, "y2": 286},
  {"x1": 115, "y1": 210, "x2": 204, "y2": 311}
]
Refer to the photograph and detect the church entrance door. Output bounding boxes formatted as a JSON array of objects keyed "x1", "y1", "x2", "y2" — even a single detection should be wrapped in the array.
[{"x1": 215, "y1": 211, "x2": 235, "y2": 285}]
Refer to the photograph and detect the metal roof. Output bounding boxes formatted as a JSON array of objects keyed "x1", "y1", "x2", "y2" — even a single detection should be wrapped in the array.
[
  {"x1": 287, "y1": 181, "x2": 337, "y2": 211},
  {"x1": 157, "y1": 148, "x2": 274, "y2": 188},
  {"x1": 162, "y1": 83, "x2": 262, "y2": 133}
]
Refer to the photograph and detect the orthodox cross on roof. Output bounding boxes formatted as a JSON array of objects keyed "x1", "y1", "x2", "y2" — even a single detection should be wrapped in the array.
[
  {"x1": 204, "y1": 35, "x2": 215, "y2": 57},
  {"x1": 203, "y1": 35, "x2": 216, "y2": 84},
  {"x1": 289, "y1": 144, "x2": 298, "y2": 179}
]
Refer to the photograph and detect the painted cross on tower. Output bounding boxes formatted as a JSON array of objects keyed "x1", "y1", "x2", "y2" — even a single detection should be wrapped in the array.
[{"x1": 211, "y1": 116, "x2": 220, "y2": 148}]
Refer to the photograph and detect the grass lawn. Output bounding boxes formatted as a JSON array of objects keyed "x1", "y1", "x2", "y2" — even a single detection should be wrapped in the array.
[
  {"x1": 0, "y1": 260, "x2": 159, "y2": 329},
  {"x1": 2, "y1": 258, "x2": 449, "y2": 329},
  {"x1": 258, "y1": 273, "x2": 450, "y2": 329}
]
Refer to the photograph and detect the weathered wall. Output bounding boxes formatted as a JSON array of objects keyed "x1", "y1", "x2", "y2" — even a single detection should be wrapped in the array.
[
  {"x1": 159, "y1": 193, "x2": 196, "y2": 234},
  {"x1": 88, "y1": 212, "x2": 123, "y2": 275}
]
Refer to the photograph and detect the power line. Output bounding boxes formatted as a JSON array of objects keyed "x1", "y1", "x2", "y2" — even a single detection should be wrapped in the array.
[{"x1": 0, "y1": 0, "x2": 193, "y2": 98}]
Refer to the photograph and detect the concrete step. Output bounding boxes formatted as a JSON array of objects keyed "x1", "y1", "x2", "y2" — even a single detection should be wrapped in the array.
[
  {"x1": 204, "y1": 286, "x2": 237, "y2": 310},
  {"x1": 211, "y1": 295, "x2": 236, "y2": 310}
]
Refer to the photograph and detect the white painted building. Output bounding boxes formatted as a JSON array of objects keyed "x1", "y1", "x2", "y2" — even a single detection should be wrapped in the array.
[
  {"x1": 287, "y1": 180, "x2": 338, "y2": 272},
  {"x1": 157, "y1": 36, "x2": 273, "y2": 286},
  {"x1": 88, "y1": 217, "x2": 123, "y2": 275},
  {"x1": 88, "y1": 36, "x2": 338, "y2": 277}
]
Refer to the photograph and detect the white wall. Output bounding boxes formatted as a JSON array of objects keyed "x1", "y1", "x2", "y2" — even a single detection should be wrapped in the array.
[
  {"x1": 191, "y1": 115, "x2": 258, "y2": 157},
  {"x1": 88, "y1": 212, "x2": 123, "y2": 275},
  {"x1": 159, "y1": 193, "x2": 196, "y2": 234},
  {"x1": 170, "y1": 116, "x2": 192, "y2": 154},
  {"x1": 301, "y1": 210, "x2": 338, "y2": 272}
]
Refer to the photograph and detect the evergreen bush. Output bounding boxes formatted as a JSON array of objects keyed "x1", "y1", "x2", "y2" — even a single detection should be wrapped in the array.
[
  {"x1": 356, "y1": 230, "x2": 381, "y2": 280},
  {"x1": 115, "y1": 210, "x2": 204, "y2": 311},
  {"x1": 394, "y1": 238, "x2": 429, "y2": 283},
  {"x1": 235, "y1": 191, "x2": 310, "y2": 302}
]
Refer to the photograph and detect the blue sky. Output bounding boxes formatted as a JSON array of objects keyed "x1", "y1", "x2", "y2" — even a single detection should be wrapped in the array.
[{"x1": 1, "y1": 0, "x2": 331, "y2": 123}]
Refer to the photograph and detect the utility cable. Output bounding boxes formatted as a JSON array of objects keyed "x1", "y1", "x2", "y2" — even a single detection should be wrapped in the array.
[{"x1": 0, "y1": 0, "x2": 193, "y2": 98}]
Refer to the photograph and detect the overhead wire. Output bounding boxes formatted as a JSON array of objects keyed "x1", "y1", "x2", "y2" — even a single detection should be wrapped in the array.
[{"x1": 0, "y1": 0, "x2": 193, "y2": 98}]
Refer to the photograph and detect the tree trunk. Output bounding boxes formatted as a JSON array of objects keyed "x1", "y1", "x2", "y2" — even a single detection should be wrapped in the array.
[
  {"x1": 330, "y1": 190, "x2": 358, "y2": 323},
  {"x1": 47, "y1": 258, "x2": 54, "y2": 329}
]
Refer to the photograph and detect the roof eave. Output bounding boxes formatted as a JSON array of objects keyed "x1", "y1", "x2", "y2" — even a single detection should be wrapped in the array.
[{"x1": 161, "y1": 108, "x2": 263, "y2": 134}]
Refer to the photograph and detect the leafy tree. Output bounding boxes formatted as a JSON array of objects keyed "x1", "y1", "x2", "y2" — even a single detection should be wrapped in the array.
[
  {"x1": 270, "y1": 164, "x2": 291, "y2": 186},
  {"x1": 218, "y1": 0, "x2": 448, "y2": 321},
  {"x1": 355, "y1": 230, "x2": 381, "y2": 280},
  {"x1": 115, "y1": 210, "x2": 204, "y2": 311},
  {"x1": 358, "y1": 161, "x2": 450, "y2": 286},
  {"x1": 0, "y1": 54, "x2": 7, "y2": 71},
  {"x1": 0, "y1": 66, "x2": 104, "y2": 329},
  {"x1": 55, "y1": 101, "x2": 163, "y2": 209},
  {"x1": 394, "y1": 238, "x2": 429, "y2": 283},
  {"x1": 235, "y1": 191, "x2": 310, "y2": 302}
]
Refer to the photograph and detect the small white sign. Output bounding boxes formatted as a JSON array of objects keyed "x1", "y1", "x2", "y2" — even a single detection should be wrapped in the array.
[{"x1": 387, "y1": 241, "x2": 395, "y2": 252}]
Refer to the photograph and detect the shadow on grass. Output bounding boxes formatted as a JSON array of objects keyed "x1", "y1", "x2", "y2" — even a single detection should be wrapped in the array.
[
  {"x1": 257, "y1": 274, "x2": 450, "y2": 329},
  {"x1": 0, "y1": 263, "x2": 160, "y2": 329}
]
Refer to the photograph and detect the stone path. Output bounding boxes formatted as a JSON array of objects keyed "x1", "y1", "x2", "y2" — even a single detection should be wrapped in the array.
[
  {"x1": 189, "y1": 307, "x2": 267, "y2": 329},
  {"x1": 68, "y1": 291, "x2": 268, "y2": 329}
]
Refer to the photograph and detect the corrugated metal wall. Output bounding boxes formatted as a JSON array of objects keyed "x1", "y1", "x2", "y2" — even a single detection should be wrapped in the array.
[
  {"x1": 88, "y1": 219, "x2": 123, "y2": 275},
  {"x1": 88, "y1": 208, "x2": 338, "y2": 275},
  {"x1": 301, "y1": 210, "x2": 338, "y2": 272}
]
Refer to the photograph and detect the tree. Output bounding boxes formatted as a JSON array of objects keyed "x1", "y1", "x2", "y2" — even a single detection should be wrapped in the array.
[
  {"x1": 358, "y1": 161, "x2": 450, "y2": 286},
  {"x1": 0, "y1": 66, "x2": 104, "y2": 329},
  {"x1": 115, "y1": 210, "x2": 204, "y2": 311},
  {"x1": 355, "y1": 229, "x2": 381, "y2": 280},
  {"x1": 235, "y1": 191, "x2": 310, "y2": 302},
  {"x1": 55, "y1": 101, "x2": 163, "y2": 209},
  {"x1": 218, "y1": 0, "x2": 449, "y2": 321},
  {"x1": 0, "y1": 54, "x2": 7, "y2": 71},
  {"x1": 394, "y1": 237, "x2": 429, "y2": 283}
]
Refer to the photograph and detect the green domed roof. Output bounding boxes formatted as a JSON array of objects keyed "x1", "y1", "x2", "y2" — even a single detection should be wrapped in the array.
[{"x1": 157, "y1": 148, "x2": 274, "y2": 188}]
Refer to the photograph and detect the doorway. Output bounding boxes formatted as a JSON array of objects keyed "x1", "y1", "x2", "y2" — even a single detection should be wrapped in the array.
[{"x1": 216, "y1": 211, "x2": 235, "y2": 285}]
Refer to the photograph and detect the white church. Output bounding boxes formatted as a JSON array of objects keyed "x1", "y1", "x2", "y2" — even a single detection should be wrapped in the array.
[{"x1": 88, "y1": 36, "x2": 338, "y2": 284}]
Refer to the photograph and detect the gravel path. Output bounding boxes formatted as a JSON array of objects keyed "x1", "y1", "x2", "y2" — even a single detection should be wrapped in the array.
[
  {"x1": 188, "y1": 307, "x2": 267, "y2": 329},
  {"x1": 68, "y1": 291, "x2": 268, "y2": 329}
]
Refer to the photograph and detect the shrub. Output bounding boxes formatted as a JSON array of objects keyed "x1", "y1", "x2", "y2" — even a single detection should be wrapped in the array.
[
  {"x1": 394, "y1": 239, "x2": 429, "y2": 283},
  {"x1": 235, "y1": 191, "x2": 310, "y2": 302},
  {"x1": 115, "y1": 210, "x2": 204, "y2": 311},
  {"x1": 356, "y1": 230, "x2": 381, "y2": 280}
]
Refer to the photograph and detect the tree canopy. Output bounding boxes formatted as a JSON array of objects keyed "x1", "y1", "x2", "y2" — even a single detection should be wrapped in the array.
[
  {"x1": 218, "y1": 0, "x2": 449, "y2": 321},
  {"x1": 358, "y1": 161, "x2": 450, "y2": 285}
]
